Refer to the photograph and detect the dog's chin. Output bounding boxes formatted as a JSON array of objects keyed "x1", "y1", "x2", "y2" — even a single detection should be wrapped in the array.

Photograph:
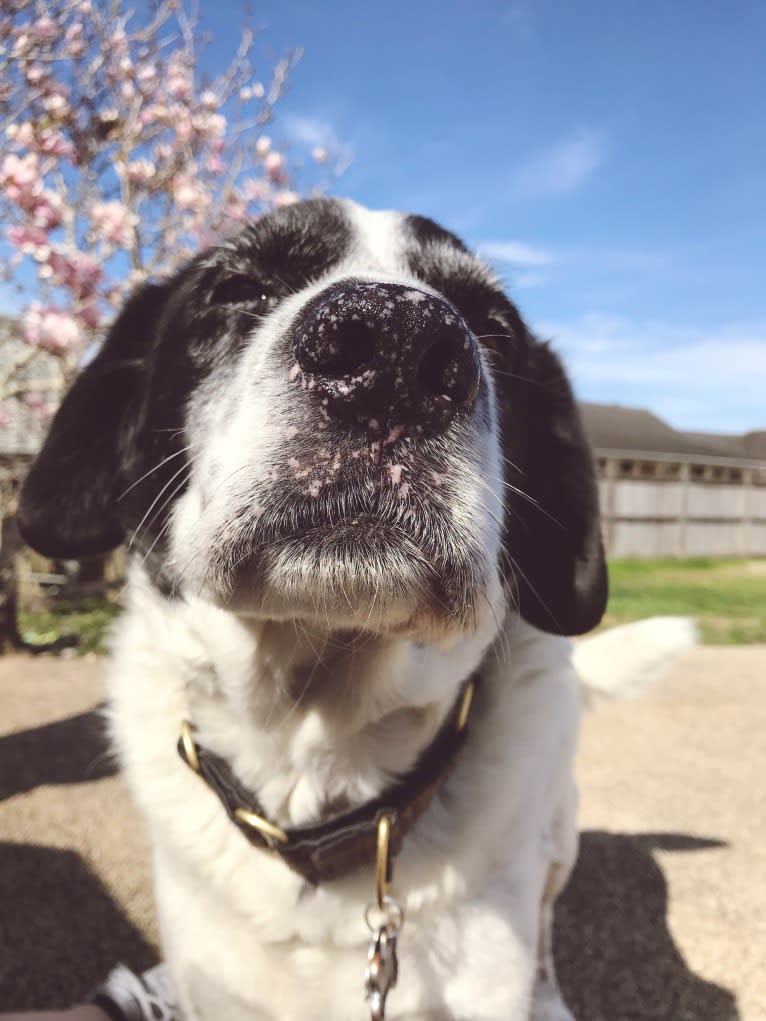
[{"x1": 206, "y1": 519, "x2": 484, "y2": 640}]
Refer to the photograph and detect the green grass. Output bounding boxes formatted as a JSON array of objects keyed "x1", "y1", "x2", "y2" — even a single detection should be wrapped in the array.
[
  {"x1": 605, "y1": 557, "x2": 766, "y2": 644},
  {"x1": 18, "y1": 597, "x2": 122, "y2": 655},
  {"x1": 15, "y1": 557, "x2": 766, "y2": 652}
]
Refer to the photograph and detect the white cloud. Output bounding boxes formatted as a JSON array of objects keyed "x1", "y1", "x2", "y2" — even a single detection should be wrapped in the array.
[
  {"x1": 282, "y1": 115, "x2": 354, "y2": 170},
  {"x1": 513, "y1": 271, "x2": 548, "y2": 289},
  {"x1": 478, "y1": 240, "x2": 555, "y2": 266},
  {"x1": 511, "y1": 130, "x2": 605, "y2": 198},
  {"x1": 536, "y1": 312, "x2": 766, "y2": 432}
]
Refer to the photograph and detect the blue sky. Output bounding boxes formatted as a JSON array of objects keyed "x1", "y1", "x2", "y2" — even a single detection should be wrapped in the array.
[
  {"x1": 5, "y1": 1, "x2": 764, "y2": 433},
  {"x1": 202, "y1": 0, "x2": 765, "y2": 434}
]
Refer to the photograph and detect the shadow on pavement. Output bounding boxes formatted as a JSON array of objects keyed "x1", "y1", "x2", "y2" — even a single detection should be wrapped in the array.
[
  {"x1": 556, "y1": 829, "x2": 739, "y2": 1021},
  {"x1": 0, "y1": 842, "x2": 158, "y2": 1010},
  {"x1": 0, "y1": 800, "x2": 740, "y2": 1017},
  {"x1": 0, "y1": 708, "x2": 116, "y2": 800}
]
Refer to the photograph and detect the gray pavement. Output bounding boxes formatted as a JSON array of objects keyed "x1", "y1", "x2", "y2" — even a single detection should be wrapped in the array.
[{"x1": 0, "y1": 646, "x2": 764, "y2": 1019}]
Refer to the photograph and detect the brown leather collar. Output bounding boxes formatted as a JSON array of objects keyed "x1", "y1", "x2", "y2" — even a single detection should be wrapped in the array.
[{"x1": 177, "y1": 676, "x2": 477, "y2": 886}]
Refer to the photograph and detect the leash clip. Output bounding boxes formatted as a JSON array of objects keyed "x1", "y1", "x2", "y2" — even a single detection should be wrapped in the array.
[{"x1": 364, "y1": 896, "x2": 404, "y2": 1021}]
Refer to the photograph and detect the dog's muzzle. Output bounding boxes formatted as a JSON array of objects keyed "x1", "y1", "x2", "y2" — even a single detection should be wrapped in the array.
[{"x1": 293, "y1": 281, "x2": 481, "y2": 435}]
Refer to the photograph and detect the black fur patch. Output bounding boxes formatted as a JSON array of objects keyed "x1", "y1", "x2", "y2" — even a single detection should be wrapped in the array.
[{"x1": 405, "y1": 214, "x2": 469, "y2": 254}]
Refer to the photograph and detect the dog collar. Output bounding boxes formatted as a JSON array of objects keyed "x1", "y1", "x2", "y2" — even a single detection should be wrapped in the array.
[{"x1": 177, "y1": 676, "x2": 477, "y2": 886}]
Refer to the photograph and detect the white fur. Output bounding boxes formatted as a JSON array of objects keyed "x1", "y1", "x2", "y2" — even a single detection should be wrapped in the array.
[
  {"x1": 574, "y1": 616, "x2": 698, "y2": 703},
  {"x1": 108, "y1": 564, "x2": 584, "y2": 1021}
]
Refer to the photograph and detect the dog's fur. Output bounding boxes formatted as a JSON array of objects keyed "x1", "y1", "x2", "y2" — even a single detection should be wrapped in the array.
[{"x1": 19, "y1": 198, "x2": 619, "y2": 1020}]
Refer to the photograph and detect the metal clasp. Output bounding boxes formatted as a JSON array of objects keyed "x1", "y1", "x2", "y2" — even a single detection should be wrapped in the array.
[{"x1": 364, "y1": 897, "x2": 404, "y2": 1021}]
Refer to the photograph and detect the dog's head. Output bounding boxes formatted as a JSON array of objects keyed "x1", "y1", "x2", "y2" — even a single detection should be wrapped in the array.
[{"x1": 18, "y1": 199, "x2": 606, "y2": 639}]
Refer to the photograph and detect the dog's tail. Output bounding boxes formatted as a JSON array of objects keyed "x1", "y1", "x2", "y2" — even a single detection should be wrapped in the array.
[{"x1": 573, "y1": 617, "x2": 698, "y2": 704}]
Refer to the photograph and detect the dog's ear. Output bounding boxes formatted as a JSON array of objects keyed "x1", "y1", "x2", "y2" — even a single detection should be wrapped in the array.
[
  {"x1": 17, "y1": 282, "x2": 171, "y2": 559},
  {"x1": 501, "y1": 339, "x2": 607, "y2": 636}
]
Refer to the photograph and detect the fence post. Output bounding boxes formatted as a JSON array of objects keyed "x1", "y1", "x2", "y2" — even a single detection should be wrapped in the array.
[
  {"x1": 603, "y1": 458, "x2": 617, "y2": 557},
  {"x1": 679, "y1": 462, "x2": 690, "y2": 557},
  {"x1": 741, "y1": 468, "x2": 753, "y2": 557}
]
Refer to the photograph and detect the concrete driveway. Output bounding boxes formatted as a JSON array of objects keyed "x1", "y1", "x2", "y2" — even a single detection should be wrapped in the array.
[{"x1": 0, "y1": 646, "x2": 764, "y2": 1019}]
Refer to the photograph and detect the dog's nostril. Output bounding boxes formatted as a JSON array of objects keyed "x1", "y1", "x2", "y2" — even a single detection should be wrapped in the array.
[
  {"x1": 296, "y1": 320, "x2": 376, "y2": 377},
  {"x1": 418, "y1": 340, "x2": 480, "y2": 406}
]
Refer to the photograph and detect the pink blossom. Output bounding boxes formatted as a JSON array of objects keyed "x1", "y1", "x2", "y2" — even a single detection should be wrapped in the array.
[
  {"x1": 77, "y1": 303, "x2": 104, "y2": 329},
  {"x1": 6, "y1": 122, "x2": 35, "y2": 148},
  {"x1": 126, "y1": 158, "x2": 156, "y2": 184},
  {"x1": 90, "y1": 200, "x2": 137, "y2": 246},
  {"x1": 137, "y1": 65, "x2": 158, "y2": 86},
  {"x1": 172, "y1": 108, "x2": 194, "y2": 142},
  {"x1": 224, "y1": 195, "x2": 247, "y2": 222},
  {"x1": 37, "y1": 129, "x2": 73, "y2": 158},
  {"x1": 12, "y1": 33, "x2": 31, "y2": 56},
  {"x1": 171, "y1": 175, "x2": 210, "y2": 211},
  {"x1": 264, "y1": 151, "x2": 286, "y2": 183},
  {"x1": 30, "y1": 189, "x2": 65, "y2": 229},
  {"x1": 255, "y1": 136, "x2": 271, "y2": 158},
  {"x1": 42, "y1": 93, "x2": 70, "y2": 118},
  {"x1": 244, "y1": 178, "x2": 268, "y2": 201},
  {"x1": 2, "y1": 152, "x2": 41, "y2": 192},
  {"x1": 7, "y1": 224, "x2": 49, "y2": 252},
  {"x1": 312, "y1": 146, "x2": 328, "y2": 164},
  {"x1": 141, "y1": 103, "x2": 169, "y2": 125},
  {"x1": 167, "y1": 60, "x2": 193, "y2": 99},
  {"x1": 24, "y1": 304, "x2": 84, "y2": 353},
  {"x1": 47, "y1": 250, "x2": 103, "y2": 298},
  {"x1": 25, "y1": 64, "x2": 46, "y2": 84},
  {"x1": 33, "y1": 16, "x2": 56, "y2": 41},
  {"x1": 194, "y1": 111, "x2": 226, "y2": 139},
  {"x1": 200, "y1": 90, "x2": 219, "y2": 110},
  {"x1": 274, "y1": 190, "x2": 299, "y2": 207},
  {"x1": 106, "y1": 29, "x2": 128, "y2": 55}
]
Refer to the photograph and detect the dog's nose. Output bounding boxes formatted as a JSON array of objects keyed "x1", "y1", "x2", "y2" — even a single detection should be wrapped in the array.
[{"x1": 292, "y1": 282, "x2": 481, "y2": 435}]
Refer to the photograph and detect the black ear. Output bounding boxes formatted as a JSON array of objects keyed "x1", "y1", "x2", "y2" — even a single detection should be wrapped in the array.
[
  {"x1": 17, "y1": 283, "x2": 171, "y2": 559},
  {"x1": 501, "y1": 339, "x2": 607, "y2": 635}
]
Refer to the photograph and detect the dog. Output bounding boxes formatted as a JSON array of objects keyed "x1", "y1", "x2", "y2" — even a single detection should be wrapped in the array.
[{"x1": 19, "y1": 197, "x2": 613, "y2": 1021}]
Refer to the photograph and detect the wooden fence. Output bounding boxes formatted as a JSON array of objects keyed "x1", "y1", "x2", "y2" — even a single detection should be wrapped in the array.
[{"x1": 597, "y1": 452, "x2": 766, "y2": 558}]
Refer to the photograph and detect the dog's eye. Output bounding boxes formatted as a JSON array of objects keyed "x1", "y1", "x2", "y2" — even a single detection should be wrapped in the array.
[{"x1": 209, "y1": 276, "x2": 272, "y2": 306}]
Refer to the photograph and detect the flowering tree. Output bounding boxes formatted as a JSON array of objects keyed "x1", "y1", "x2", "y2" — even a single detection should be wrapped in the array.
[
  {"x1": 0, "y1": 0, "x2": 336, "y2": 649},
  {"x1": 0, "y1": 0, "x2": 335, "y2": 417}
]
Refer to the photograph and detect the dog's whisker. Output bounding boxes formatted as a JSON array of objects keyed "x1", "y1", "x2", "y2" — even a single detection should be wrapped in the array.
[
  {"x1": 117, "y1": 446, "x2": 192, "y2": 502},
  {"x1": 135, "y1": 474, "x2": 193, "y2": 572},
  {"x1": 128, "y1": 461, "x2": 192, "y2": 552},
  {"x1": 480, "y1": 470, "x2": 564, "y2": 529}
]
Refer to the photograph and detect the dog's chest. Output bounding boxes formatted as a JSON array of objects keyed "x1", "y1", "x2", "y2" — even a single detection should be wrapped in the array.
[{"x1": 152, "y1": 840, "x2": 539, "y2": 1021}]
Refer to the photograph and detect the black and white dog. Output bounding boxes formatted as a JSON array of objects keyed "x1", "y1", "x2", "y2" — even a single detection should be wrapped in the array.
[{"x1": 19, "y1": 198, "x2": 654, "y2": 1020}]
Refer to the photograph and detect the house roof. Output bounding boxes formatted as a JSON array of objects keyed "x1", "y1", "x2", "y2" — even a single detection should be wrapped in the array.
[{"x1": 580, "y1": 402, "x2": 766, "y2": 465}]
